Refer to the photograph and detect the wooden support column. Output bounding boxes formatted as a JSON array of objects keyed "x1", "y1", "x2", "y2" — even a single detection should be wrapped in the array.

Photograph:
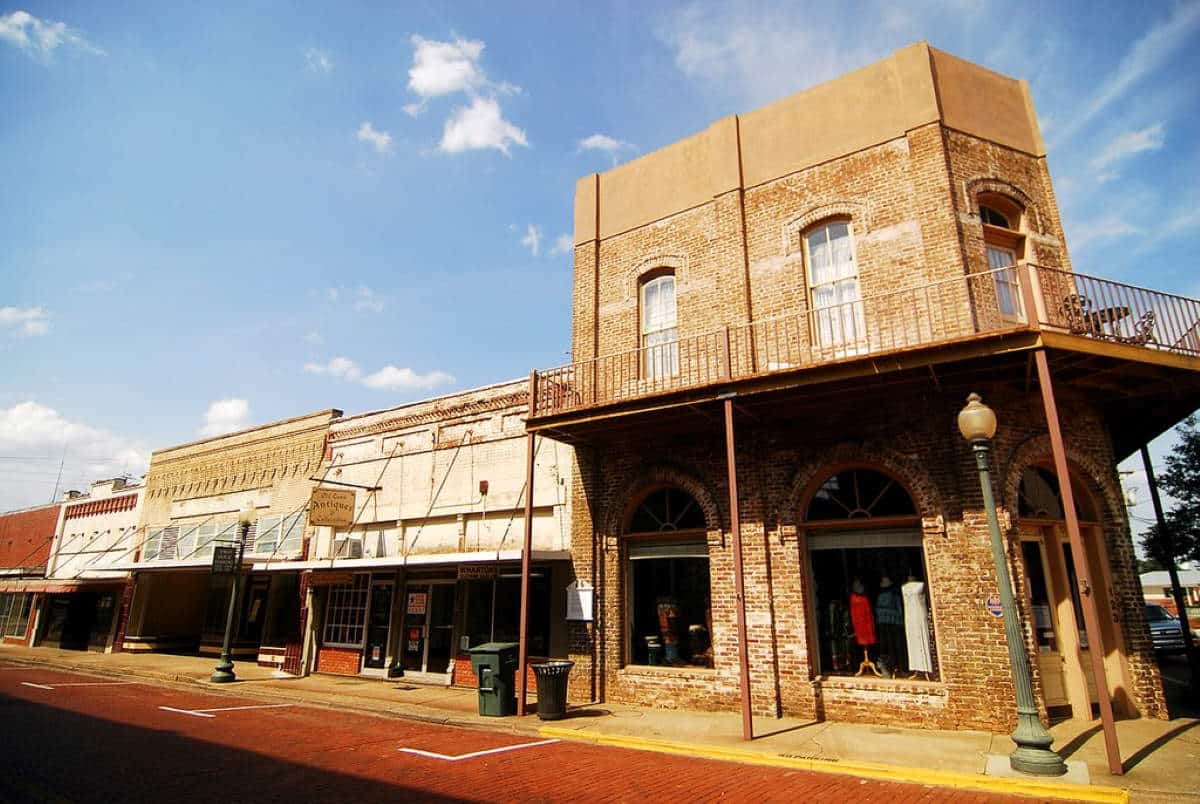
[
  {"x1": 1033, "y1": 349, "x2": 1122, "y2": 775},
  {"x1": 723, "y1": 396, "x2": 754, "y2": 741},
  {"x1": 517, "y1": 430, "x2": 536, "y2": 717}
]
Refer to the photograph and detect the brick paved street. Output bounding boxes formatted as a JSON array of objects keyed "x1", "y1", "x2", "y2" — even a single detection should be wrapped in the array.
[{"x1": 0, "y1": 662, "x2": 1074, "y2": 803}]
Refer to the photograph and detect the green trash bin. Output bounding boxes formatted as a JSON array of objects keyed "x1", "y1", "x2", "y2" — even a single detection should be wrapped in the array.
[{"x1": 468, "y1": 642, "x2": 519, "y2": 717}]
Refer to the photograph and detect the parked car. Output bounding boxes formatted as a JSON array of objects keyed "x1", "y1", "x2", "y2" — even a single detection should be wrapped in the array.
[{"x1": 1145, "y1": 603, "x2": 1186, "y2": 654}]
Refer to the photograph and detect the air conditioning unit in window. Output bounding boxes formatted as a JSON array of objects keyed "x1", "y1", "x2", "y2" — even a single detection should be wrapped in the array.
[{"x1": 333, "y1": 537, "x2": 363, "y2": 559}]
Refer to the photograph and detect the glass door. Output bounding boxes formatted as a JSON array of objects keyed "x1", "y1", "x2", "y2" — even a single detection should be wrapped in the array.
[
  {"x1": 401, "y1": 585, "x2": 430, "y2": 672},
  {"x1": 427, "y1": 584, "x2": 456, "y2": 673},
  {"x1": 362, "y1": 581, "x2": 393, "y2": 670},
  {"x1": 1020, "y1": 538, "x2": 1067, "y2": 707}
]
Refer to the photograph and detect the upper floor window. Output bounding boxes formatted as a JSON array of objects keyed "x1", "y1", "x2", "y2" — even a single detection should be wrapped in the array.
[
  {"x1": 640, "y1": 273, "x2": 679, "y2": 379},
  {"x1": 805, "y1": 221, "x2": 864, "y2": 352},
  {"x1": 978, "y1": 194, "x2": 1026, "y2": 320}
]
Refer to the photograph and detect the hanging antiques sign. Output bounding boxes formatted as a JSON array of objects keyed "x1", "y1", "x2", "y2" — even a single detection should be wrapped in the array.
[
  {"x1": 565, "y1": 580, "x2": 594, "y2": 622},
  {"x1": 310, "y1": 488, "x2": 356, "y2": 528},
  {"x1": 457, "y1": 564, "x2": 497, "y2": 581},
  {"x1": 211, "y1": 546, "x2": 239, "y2": 575}
]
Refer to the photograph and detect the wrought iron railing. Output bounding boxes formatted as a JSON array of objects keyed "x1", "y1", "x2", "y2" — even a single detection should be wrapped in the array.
[{"x1": 530, "y1": 265, "x2": 1200, "y2": 418}]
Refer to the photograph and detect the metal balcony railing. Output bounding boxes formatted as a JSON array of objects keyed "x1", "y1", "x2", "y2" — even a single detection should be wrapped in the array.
[{"x1": 530, "y1": 265, "x2": 1200, "y2": 419}]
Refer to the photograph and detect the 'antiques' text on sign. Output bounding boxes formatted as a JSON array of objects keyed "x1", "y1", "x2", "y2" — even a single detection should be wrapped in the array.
[{"x1": 310, "y1": 488, "x2": 356, "y2": 528}]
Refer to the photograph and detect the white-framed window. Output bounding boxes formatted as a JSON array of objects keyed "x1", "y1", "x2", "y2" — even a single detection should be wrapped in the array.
[
  {"x1": 323, "y1": 574, "x2": 369, "y2": 647},
  {"x1": 806, "y1": 221, "x2": 865, "y2": 351},
  {"x1": 143, "y1": 527, "x2": 163, "y2": 561},
  {"x1": 986, "y1": 244, "x2": 1022, "y2": 319},
  {"x1": 640, "y1": 273, "x2": 679, "y2": 379},
  {"x1": 0, "y1": 593, "x2": 33, "y2": 637},
  {"x1": 279, "y1": 513, "x2": 305, "y2": 556},
  {"x1": 254, "y1": 515, "x2": 283, "y2": 555}
]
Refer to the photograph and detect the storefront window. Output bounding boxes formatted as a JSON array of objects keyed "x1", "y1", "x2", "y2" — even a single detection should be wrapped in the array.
[
  {"x1": 0, "y1": 593, "x2": 33, "y2": 637},
  {"x1": 625, "y1": 488, "x2": 713, "y2": 668},
  {"x1": 806, "y1": 469, "x2": 937, "y2": 680},
  {"x1": 322, "y1": 575, "x2": 369, "y2": 647},
  {"x1": 463, "y1": 573, "x2": 550, "y2": 655}
]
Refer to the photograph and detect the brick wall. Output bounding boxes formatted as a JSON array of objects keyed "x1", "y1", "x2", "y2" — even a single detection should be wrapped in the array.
[
  {"x1": 565, "y1": 385, "x2": 1166, "y2": 731},
  {"x1": 316, "y1": 645, "x2": 362, "y2": 676},
  {"x1": 0, "y1": 504, "x2": 62, "y2": 571},
  {"x1": 452, "y1": 652, "x2": 546, "y2": 692}
]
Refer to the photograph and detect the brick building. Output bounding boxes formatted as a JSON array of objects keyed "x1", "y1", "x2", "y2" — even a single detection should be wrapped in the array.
[
  {"x1": 299, "y1": 380, "x2": 573, "y2": 685},
  {"x1": 118, "y1": 409, "x2": 340, "y2": 673},
  {"x1": 523, "y1": 42, "x2": 1200, "y2": 737},
  {"x1": 33, "y1": 478, "x2": 144, "y2": 652},
  {"x1": 0, "y1": 502, "x2": 62, "y2": 646}
]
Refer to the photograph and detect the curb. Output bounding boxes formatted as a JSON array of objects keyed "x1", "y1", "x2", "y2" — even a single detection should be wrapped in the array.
[{"x1": 537, "y1": 726, "x2": 1130, "y2": 804}]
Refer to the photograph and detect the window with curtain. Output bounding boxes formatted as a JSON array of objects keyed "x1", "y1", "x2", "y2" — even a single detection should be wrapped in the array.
[
  {"x1": 806, "y1": 222, "x2": 864, "y2": 351},
  {"x1": 641, "y1": 273, "x2": 679, "y2": 379}
]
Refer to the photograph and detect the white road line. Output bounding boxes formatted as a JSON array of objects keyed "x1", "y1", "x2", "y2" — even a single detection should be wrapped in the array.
[
  {"x1": 399, "y1": 738, "x2": 559, "y2": 762},
  {"x1": 159, "y1": 706, "x2": 216, "y2": 718},
  {"x1": 19, "y1": 681, "x2": 137, "y2": 689},
  {"x1": 159, "y1": 703, "x2": 293, "y2": 718}
]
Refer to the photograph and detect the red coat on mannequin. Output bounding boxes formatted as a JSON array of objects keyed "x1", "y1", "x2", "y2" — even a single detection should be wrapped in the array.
[{"x1": 849, "y1": 592, "x2": 877, "y2": 646}]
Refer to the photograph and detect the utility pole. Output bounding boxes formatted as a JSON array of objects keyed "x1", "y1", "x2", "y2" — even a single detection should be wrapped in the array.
[{"x1": 1140, "y1": 445, "x2": 1200, "y2": 701}]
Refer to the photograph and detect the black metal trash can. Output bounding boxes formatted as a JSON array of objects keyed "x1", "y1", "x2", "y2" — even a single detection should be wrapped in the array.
[{"x1": 531, "y1": 660, "x2": 574, "y2": 720}]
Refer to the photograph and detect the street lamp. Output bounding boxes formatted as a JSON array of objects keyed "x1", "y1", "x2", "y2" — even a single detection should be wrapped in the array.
[
  {"x1": 958, "y1": 393, "x2": 1067, "y2": 777},
  {"x1": 211, "y1": 499, "x2": 256, "y2": 683}
]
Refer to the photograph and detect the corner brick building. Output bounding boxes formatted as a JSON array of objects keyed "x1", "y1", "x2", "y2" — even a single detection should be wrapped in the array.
[{"x1": 524, "y1": 43, "x2": 1200, "y2": 734}]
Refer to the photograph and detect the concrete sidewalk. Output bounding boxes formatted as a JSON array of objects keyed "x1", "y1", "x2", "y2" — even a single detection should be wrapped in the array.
[{"x1": 4, "y1": 645, "x2": 1196, "y2": 803}]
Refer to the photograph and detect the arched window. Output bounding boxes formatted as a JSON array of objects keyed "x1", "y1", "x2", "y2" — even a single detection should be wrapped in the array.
[
  {"x1": 804, "y1": 221, "x2": 864, "y2": 352},
  {"x1": 1018, "y1": 466, "x2": 1098, "y2": 521},
  {"x1": 803, "y1": 468, "x2": 937, "y2": 680},
  {"x1": 978, "y1": 193, "x2": 1026, "y2": 320},
  {"x1": 625, "y1": 486, "x2": 712, "y2": 668},
  {"x1": 640, "y1": 273, "x2": 678, "y2": 379}
]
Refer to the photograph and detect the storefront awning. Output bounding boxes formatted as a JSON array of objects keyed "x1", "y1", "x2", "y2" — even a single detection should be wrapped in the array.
[{"x1": 264, "y1": 549, "x2": 572, "y2": 573}]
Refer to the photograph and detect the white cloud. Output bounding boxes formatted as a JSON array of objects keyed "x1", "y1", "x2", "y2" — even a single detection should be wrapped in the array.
[
  {"x1": 549, "y1": 234, "x2": 573, "y2": 257},
  {"x1": 519, "y1": 224, "x2": 542, "y2": 257},
  {"x1": 440, "y1": 96, "x2": 528, "y2": 156},
  {"x1": 1050, "y1": 3, "x2": 1200, "y2": 148},
  {"x1": 352, "y1": 286, "x2": 385, "y2": 313},
  {"x1": 303, "y1": 356, "x2": 362, "y2": 381},
  {"x1": 1067, "y1": 216, "x2": 1141, "y2": 253},
  {"x1": 304, "y1": 47, "x2": 333, "y2": 74},
  {"x1": 199, "y1": 399, "x2": 252, "y2": 438},
  {"x1": 408, "y1": 35, "x2": 486, "y2": 103},
  {"x1": 362, "y1": 366, "x2": 454, "y2": 391},
  {"x1": 0, "y1": 306, "x2": 50, "y2": 338},
  {"x1": 578, "y1": 133, "x2": 638, "y2": 164},
  {"x1": 0, "y1": 10, "x2": 104, "y2": 58},
  {"x1": 356, "y1": 121, "x2": 394, "y2": 154},
  {"x1": 303, "y1": 331, "x2": 324, "y2": 345},
  {"x1": 1090, "y1": 123, "x2": 1166, "y2": 172},
  {"x1": 0, "y1": 401, "x2": 148, "y2": 510}
]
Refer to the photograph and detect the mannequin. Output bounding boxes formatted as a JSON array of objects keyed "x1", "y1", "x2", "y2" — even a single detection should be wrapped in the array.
[
  {"x1": 848, "y1": 579, "x2": 879, "y2": 676},
  {"x1": 875, "y1": 575, "x2": 905, "y2": 676},
  {"x1": 902, "y1": 573, "x2": 933, "y2": 679}
]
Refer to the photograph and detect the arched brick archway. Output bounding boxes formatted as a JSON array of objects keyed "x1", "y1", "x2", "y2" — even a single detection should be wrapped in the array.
[
  {"x1": 784, "y1": 441, "x2": 943, "y2": 526},
  {"x1": 604, "y1": 463, "x2": 723, "y2": 538},
  {"x1": 1000, "y1": 435, "x2": 1124, "y2": 526}
]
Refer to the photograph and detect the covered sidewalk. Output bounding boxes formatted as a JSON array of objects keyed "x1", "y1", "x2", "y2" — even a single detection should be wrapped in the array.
[{"x1": 2, "y1": 644, "x2": 1196, "y2": 802}]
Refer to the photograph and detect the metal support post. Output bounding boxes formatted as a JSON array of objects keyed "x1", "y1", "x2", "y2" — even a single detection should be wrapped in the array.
[
  {"x1": 1034, "y1": 350, "x2": 1122, "y2": 774},
  {"x1": 517, "y1": 432, "x2": 535, "y2": 716},
  {"x1": 723, "y1": 397, "x2": 754, "y2": 741}
]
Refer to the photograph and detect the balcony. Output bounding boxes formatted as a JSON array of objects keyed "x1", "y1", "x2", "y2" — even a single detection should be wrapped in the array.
[{"x1": 529, "y1": 265, "x2": 1200, "y2": 422}]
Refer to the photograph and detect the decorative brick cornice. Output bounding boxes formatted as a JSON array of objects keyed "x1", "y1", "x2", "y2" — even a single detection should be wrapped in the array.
[{"x1": 334, "y1": 391, "x2": 528, "y2": 441}]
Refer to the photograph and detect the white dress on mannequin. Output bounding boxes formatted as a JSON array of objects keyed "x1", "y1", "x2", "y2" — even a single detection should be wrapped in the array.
[{"x1": 902, "y1": 580, "x2": 933, "y2": 673}]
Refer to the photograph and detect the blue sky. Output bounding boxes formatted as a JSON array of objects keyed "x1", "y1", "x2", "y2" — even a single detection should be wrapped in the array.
[{"x1": 1, "y1": 1, "x2": 1198, "y2": 526}]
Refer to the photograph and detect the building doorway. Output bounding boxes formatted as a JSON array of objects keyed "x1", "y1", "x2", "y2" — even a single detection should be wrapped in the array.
[
  {"x1": 362, "y1": 579, "x2": 394, "y2": 672},
  {"x1": 400, "y1": 582, "x2": 455, "y2": 679},
  {"x1": 1016, "y1": 466, "x2": 1135, "y2": 720}
]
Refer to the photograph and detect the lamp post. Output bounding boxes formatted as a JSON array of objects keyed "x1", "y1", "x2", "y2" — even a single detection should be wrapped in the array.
[
  {"x1": 958, "y1": 393, "x2": 1067, "y2": 777},
  {"x1": 211, "y1": 500, "x2": 256, "y2": 684}
]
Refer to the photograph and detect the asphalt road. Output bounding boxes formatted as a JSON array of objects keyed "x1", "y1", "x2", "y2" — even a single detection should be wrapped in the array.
[{"x1": 0, "y1": 662, "x2": 1062, "y2": 803}]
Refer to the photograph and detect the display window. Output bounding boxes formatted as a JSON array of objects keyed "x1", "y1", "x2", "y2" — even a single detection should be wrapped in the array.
[
  {"x1": 624, "y1": 488, "x2": 713, "y2": 668},
  {"x1": 804, "y1": 468, "x2": 938, "y2": 680}
]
